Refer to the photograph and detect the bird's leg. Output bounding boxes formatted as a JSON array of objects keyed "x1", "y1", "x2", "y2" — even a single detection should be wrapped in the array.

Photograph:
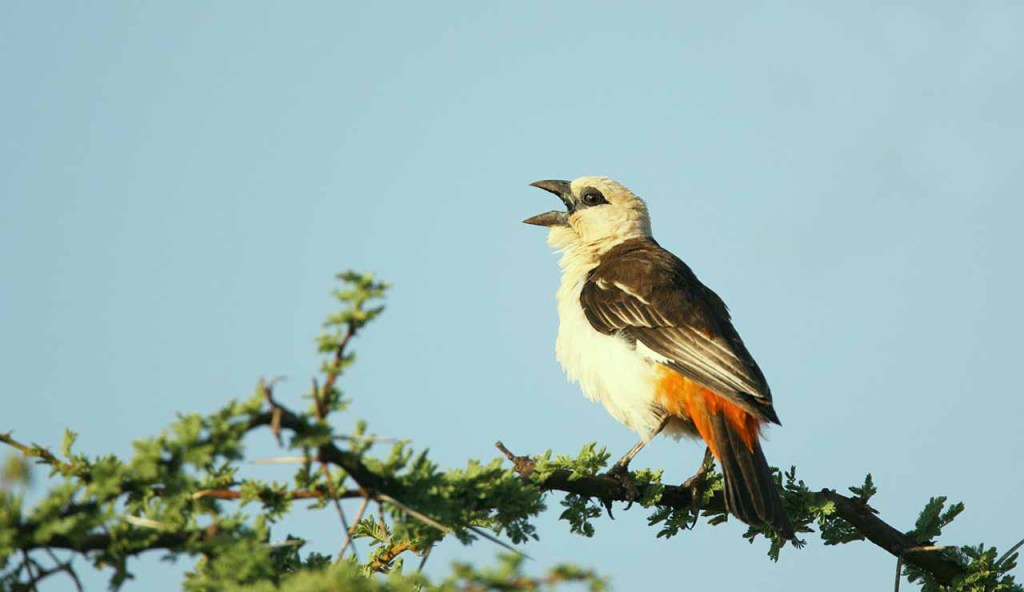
[
  {"x1": 607, "y1": 416, "x2": 669, "y2": 475},
  {"x1": 681, "y1": 446, "x2": 714, "y2": 489},
  {"x1": 604, "y1": 416, "x2": 669, "y2": 505},
  {"x1": 606, "y1": 440, "x2": 648, "y2": 477},
  {"x1": 682, "y1": 447, "x2": 715, "y2": 528}
]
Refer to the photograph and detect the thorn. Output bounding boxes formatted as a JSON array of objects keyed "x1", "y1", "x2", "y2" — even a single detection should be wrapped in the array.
[
  {"x1": 495, "y1": 441, "x2": 536, "y2": 478},
  {"x1": 250, "y1": 456, "x2": 312, "y2": 465}
]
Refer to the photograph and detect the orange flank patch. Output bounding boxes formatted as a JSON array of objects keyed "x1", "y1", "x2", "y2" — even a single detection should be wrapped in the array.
[{"x1": 655, "y1": 366, "x2": 762, "y2": 460}]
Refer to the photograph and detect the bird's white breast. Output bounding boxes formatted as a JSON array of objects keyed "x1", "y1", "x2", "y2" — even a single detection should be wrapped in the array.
[{"x1": 553, "y1": 245, "x2": 665, "y2": 438}]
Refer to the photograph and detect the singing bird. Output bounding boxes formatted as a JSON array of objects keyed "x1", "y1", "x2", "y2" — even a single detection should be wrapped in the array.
[{"x1": 525, "y1": 176, "x2": 793, "y2": 538}]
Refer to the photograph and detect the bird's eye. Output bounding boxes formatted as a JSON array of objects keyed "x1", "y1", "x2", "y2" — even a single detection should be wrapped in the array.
[{"x1": 580, "y1": 189, "x2": 607, "y2": 207}]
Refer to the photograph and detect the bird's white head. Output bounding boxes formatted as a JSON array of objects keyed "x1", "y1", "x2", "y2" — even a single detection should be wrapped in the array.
[{"x1": 524, "y1": 176, "x2": 652, "y2": 252}]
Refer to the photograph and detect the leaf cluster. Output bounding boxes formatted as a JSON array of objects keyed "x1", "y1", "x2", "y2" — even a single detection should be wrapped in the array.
[{"x1": 0, "y1": 272, "x2": 566, "y2": 591}]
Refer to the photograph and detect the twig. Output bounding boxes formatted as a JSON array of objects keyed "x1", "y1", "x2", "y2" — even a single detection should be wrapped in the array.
[
  {"x1": 247, "y1": 406, "x2": 392, "y2": 492},
  {"x1": 895, "y1": 546, "x2": 949, "y2": 592},
  {"x1": 308, "y1": 326, "x2": 361, "y2": 562},
  {"x1": 376, "y1": 493, "x2": 529, "y2": 560},
  {"x1": 339, "y1": 496, "x2": 371, "y2": 558},
  {"x1": 259, "y1": 378, "x2": 286, "y2": 447},
  {"x1": 369, "y1": 541, "x2": 418, "y2": 572},
  {"x1": 377, "y1": 493, "x2": 453, "y2": 535},
  {"x1": 250, "y1": 456, "x2": 313, "y2": 465},
  {"x1": 321, "y1": 463, "x2": 357, "y2": 562},
  {"x1": 335, "y1": 434, "x2": 404, "y2": 444},
  {"x1": 21, "y1": 550, "x2": 39, "y2": 591},
  {"x1": 43, "y1": 549, "x2": 83, "y2": 592},
  {"x1": 495, "y1": 441, "x2": 537, "y2": 478},
  {"x1": 312, "y1": 377, "x2": 325, "y2": 422},
  {"x1": 468, "y1": 526, "x2": 531, "y2": 559},
  {"x1": 0, "y1": 433, "x2": 73, "y2": 473},
  {"x1": 266, "y1": 539, "x2": 306, "y2": 548},
  {"x1": 322, "y1": 327, "x2": 354, "y2": 396},
  {"x1": 124, "y1": 515, "x2": 165, "y2": 530},
  {"x1": 417, "y1": 545, "x2": 433, "y2": 573},
  {"x1": 20, "y1": 551, "x2": 79, "y2": 592},
  {"x1": 189, "y1": 487, "x2": 358, "y2": 501},
  {"x1": 997, "y1": 534, "x2": 1024, "y2": 568}
]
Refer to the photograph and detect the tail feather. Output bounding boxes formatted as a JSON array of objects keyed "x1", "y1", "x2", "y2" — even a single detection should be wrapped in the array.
[
  {"x1": 655, "y1": 370, "x2": 793, "y2": 538},
  {"x1": 710, "y1": 411, "x2": 794, "y2": 539}
]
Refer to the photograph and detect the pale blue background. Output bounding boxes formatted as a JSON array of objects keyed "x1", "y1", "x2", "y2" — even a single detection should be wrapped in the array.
[{"x1": 2, "y1": 2, "x2": 1022, "y2": 590}]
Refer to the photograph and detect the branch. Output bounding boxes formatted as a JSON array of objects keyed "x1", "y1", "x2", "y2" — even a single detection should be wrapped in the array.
[
  {"x1": 369, "y1": 541, "x2": 419, "y2": 572},
  {"x1": 819, "y1": 490, "x2": 963, "y2": 584},
  {"x1": 496, "y1": 442, "x2": 966, "y2": 586},
  {"x1": 246, "y1": 408, "x2": 393, "y2": 493},
  {"x1": 0, "y1": 433, "x2": 74, "y2": 473},
  {"x1": 321, "y1": 326, "x2": 353, "y2": 398},
  {"x1": 18, "y1": 530, "x2": 197, "y2": 554},
  {"x1": 189, "y1": 487, "x2": 363, "y2": 501}
]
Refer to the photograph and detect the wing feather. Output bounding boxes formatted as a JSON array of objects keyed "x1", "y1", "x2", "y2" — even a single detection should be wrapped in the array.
[{"x1": 580, "y1": 238, "x2": 779, "y2": 423}]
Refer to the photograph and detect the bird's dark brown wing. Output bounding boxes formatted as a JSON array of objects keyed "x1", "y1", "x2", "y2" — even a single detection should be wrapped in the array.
[{"x1": 580, "y1": 238, "x2": 779, "y2": 424}]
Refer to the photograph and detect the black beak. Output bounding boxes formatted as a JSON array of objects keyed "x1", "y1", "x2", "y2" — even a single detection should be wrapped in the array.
[
  {"x1": 523, "y1": 210, "x2": 570, "y2": 227},
  {"x1": 525, "y1": 179, "x2": 573, "y2": 227},
  {"x1": 529, "y1": 180, "x2": 573, "y2": 209}
]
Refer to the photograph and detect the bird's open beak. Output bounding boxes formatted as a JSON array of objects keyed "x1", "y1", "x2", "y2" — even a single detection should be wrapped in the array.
[
  {"x1": 525, "y1": 179, "x2": 572, "y2": 227},
  {"x1": 523, "y1": 210, "x2": 569, "y2": 227}
]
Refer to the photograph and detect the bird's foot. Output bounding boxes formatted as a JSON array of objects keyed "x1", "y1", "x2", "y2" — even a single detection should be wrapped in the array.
[
  {"x1": 680, "y1": 448, "x2": 714, "y2": 529},
  {"x1": 603, "y1": 462, "x2": 638, "y2": 509}
]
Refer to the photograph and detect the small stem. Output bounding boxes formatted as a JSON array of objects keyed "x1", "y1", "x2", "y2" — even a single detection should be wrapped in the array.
[
  {"x1": 339, "y1": 496, "x2": 370, "y2": 558},
  {"x1": 320, "y1": 463, "x2": 356, "y2": 562},
  {"x1": 996, "y1": 534, "x2": 1024, "y2": 568}
]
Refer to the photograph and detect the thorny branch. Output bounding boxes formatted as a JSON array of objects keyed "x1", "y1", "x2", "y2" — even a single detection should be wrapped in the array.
[
  {"x1": 188, "y1": 487, "x2": 362, "y2": 501},
  {"x1": 4, "y1": 270, "x2": 1014, "y2": 590},
  {"x1": 0, "y1": 393, "x2": 985, "y2": 590},
  {"x1": 3, "y1": 400, "x2": 431, "y2": 578},
  {"x1": 495, "y1": 441, "x2": 967, "y2": 586},
  {"x1": 3, "y1": 405, "x2": 977, "y2": 589},
  {"x1": 0, "y1": 433, "x2": 73, "y2": 473}
]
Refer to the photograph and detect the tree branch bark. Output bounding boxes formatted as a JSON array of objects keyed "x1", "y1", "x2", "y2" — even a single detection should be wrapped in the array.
[{"x1": 495, "y1": 442, "x2": 965, "y2": 586}]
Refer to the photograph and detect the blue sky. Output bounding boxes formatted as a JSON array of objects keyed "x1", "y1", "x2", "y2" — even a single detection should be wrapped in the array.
[{"x1": 2, "y1": 2, "x2": 1022, "y2": 590}]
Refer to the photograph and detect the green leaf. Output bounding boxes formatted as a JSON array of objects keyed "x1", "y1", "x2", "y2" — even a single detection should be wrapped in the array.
[
  {"x1": 908, "y1": 496, "x2": 964, "y2": 544},
  {"x1": 61, "y1": 429, "x2": 78, "y2": 459}
]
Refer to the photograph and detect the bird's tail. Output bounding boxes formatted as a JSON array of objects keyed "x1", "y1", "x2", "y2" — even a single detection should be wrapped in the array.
[
  {"x1": 708, "y1": 411, "x2": 794, "y2": 539},
  {"x1": 655, "y1": 370, "x2": 793, "y2": 538}
]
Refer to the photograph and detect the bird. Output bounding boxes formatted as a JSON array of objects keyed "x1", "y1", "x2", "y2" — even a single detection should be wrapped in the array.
[{"x1": 524, "y1": 175, "x2": 793, "y2": 538}]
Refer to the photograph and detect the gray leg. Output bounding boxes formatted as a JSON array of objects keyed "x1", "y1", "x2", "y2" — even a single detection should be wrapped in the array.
[
  {"x1": 608, "y1": 416, "x2": 670, "y2": 475},
  {"x1": 603, "y1": 416, "x2": 670, "y2": 507},
  {"x1": 682, "y1": 447, "x2": 714, "y2": 489}
]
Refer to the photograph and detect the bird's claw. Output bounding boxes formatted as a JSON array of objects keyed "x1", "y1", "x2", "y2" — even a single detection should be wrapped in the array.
[
  {"x1": 681, "y1": 468, "x2": 706, "y2": 493},
  {"x1": 680, "y1": 457, "x2": 711, "y2": 529},
  {"x1": 603, "y1": 463, "x2": 638, "y2": 509}
]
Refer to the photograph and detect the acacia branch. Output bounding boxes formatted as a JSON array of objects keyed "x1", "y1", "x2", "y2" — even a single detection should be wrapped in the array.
[
  {"x1": 0, "y1": 433, "x2": 74, "y2": 473},
  {"x1": 246, "y1": 407, "x2": 393, "y2": 493},
  {"x1": 17, "y1": 530, "x2": 199, "y2": 555},
  {"x1": 5, "y1": 397, "x2": 448, "y2": 566},
  {"x1": 495, "y1": 442, "x2": 966, "y2": 586},
  {"x1": 3, "y1": 379, "x2": 970, "y2": 589},
  {"x1": 189, "y1": 487, "x2": 363, "y2": 501},
  {"x1": 5, "y1": 395, "x2": 969, "y2": 588},
  {"x1": 817, "y1": 489, "x2": 964, "y2": 584}
]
